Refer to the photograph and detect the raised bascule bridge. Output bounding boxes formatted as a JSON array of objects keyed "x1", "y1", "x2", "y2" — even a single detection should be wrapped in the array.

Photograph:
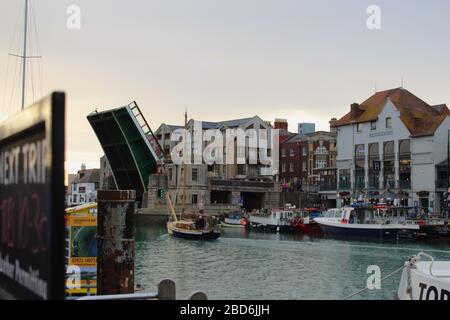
[{"x1": 87, "y1": 101, "x2": 164, "y2": 205}]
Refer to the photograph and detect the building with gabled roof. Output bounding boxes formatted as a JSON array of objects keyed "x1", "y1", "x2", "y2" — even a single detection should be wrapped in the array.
[{"x1": 333, "y1": 87, "x2": 450, "y2": 214}]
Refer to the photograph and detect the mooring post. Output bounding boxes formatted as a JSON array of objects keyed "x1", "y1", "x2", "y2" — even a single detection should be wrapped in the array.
[
  {"x1": 97, "y1": 190, "x2": 136, "y2": 295},
  {"x1": 158, "y1": 279, "x2": 176, "y2": 300}
]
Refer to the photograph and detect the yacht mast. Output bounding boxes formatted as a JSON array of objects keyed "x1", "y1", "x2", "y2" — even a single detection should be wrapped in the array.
[
  {"x1": 21, "y1": 0, "x2": 29, "y2": 110},
  {"x1": 181, "y1": 109, "x2": 188, "y2": 217}
]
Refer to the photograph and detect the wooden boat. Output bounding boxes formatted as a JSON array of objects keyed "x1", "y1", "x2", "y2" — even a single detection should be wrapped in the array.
[
  {"x1": 166, "y1": 193, "x2": 221, "y2": 241},
  {"x1": 165, "y1": 111, "x2": 220, "y2": 241},
  {"x1": 314, "y1": 206, "x2": 420, "y2": 240},
  {"x1": 397, "y1": 252, "x2": 450, "y2": 300}
]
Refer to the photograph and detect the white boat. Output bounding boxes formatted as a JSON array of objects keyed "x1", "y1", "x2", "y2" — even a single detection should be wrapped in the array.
[
  {"x1": 397, "y1": 252, "x2": 450, "y2": 300},
  {"x1": 249, "y1": 209, "x2": 296, "y2": 232},
  {"x1": 221, "y1": 217, "x2": 244, "y2": 228},
  {"x1": 314, "y1": 207, "x2": 420, "y2": 239}
]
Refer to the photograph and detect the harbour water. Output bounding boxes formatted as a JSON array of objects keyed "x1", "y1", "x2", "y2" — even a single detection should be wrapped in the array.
[{"x1": 135, "y1": 222, "x2": 450, "y2": 300}]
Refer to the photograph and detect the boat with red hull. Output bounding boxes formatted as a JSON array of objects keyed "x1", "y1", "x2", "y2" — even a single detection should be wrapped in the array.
[{"x1": 291, "y1": 208, "x2": 324, "y2": 235}]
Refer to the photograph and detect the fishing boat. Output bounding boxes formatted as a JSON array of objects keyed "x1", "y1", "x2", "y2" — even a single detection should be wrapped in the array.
[
  {"x1": 248, "y1": 208, "x2": 297, "y2": 232},
  {"x1": 397, "y1": 252, "x2": 450, "y2": 300},
  {"x1": 314, "y1": 206, "x2": 420, "y2": 240}
]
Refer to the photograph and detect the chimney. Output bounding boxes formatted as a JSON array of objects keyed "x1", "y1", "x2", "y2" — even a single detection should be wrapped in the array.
[
  {"x1": 274, "y1": 118, "x2": 288, "y2": 131},
  {"x1": 350, "y1": 103, "x2": 360, "y2": 119},
  {"x1": 81, "y1": 163, "x2": 86, "y2": 171},
  {"x1": 329, "y1": 118, "x2": 338, "y2": 134}
]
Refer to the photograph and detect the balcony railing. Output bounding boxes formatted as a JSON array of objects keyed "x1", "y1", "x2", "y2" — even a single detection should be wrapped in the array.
[{"x1": 210, "y1": 179, "x2": 275, "y2": 189}]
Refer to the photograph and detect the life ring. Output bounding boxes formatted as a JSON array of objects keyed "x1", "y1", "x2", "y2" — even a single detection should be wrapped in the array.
[{"x1": 291, "y1": 218, "x2": 300, "y2": 227}]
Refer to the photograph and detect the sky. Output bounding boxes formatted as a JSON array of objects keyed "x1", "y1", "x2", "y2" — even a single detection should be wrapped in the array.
[{"x1": 1, "y1": 0, "x2": 450, "y2": 175}]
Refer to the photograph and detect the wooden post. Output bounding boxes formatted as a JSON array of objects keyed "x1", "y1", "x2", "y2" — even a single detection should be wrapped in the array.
[{"x1": 97, "y1": 190, "x2": 136, "y2": 295}]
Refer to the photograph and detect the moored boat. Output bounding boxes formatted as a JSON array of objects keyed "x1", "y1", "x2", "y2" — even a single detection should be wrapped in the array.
[
  {"x1": 314, "y1": 206, "x2": 420, "y2": 240},
  {"x1": 291, "y1": 208, "x2": 324, "y2": 235},
  {"x1": 397, "y1": 252, "x2": 450, "y2": 300},
  {"x1": 248, "y1": 209, "x2": 297, "y2": 232},
  {"x1": 220, "y1": 212, "x2": 246, "y2": 228}
]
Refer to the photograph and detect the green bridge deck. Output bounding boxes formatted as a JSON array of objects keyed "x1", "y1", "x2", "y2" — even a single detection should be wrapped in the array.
[{"x1": 87, "y1": 102, "x2": 163, "y2": 201}]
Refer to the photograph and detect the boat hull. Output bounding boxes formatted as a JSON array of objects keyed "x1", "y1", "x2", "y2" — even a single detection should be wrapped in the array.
[
  {"x1": 315, "y1": 219, "x2": 418, "y2": 240},
  {"x1": 397, "y1": 261, "x2": 450, "y2": 300},
  {"x1": 221, "y1": 221, "x2": 244, "y2": 228},
  {"x1": 418, "y1": 224, "x2": 450, "y2": 241},
  {"x1": 170, "y1": 228, "x2": 221, "y2": 240}
]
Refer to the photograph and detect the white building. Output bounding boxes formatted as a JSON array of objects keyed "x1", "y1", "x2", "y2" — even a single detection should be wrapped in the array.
[
  {"x1": 333, "y1": 87, "x2": 450, "y2": 214},
  {"x1": 66, "y1": 164, "x2": 100, "y2": 207}
]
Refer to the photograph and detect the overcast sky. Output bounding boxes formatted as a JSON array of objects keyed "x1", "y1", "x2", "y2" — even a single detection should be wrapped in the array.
[{"x1": 1, "y1": 0, "x2": 450, "y2": 174}]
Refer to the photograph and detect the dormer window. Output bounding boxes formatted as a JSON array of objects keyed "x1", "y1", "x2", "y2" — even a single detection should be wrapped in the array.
[
  {"x1": 370, "y1": 121, "x2": 377, "y2": 131},
  {"x1": 386, "y1": 117, "x2": 392, "y2": 129}
]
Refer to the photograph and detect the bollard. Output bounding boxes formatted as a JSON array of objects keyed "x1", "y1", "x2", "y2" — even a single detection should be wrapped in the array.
[
  {"x1": 189, "y1": 291, "x2": 208, "y2": 300},
  {"x1": 158, "y1": 279, "x2": 176, "y2": 300},
  {"x1": 97, "y1": 190, "x2": 136, "y2": 295}
]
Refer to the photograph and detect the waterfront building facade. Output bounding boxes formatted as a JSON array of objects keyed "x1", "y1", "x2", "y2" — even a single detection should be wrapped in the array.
[
  {"x1": 66, "y1": 164, "x2": 100, "y2": 207},
  {"x1": 333, "y1": 87, "x2": 450, "y2": 213},
  {"x1": 144, "y1": 116, "x2": 281, "y2": 212}
]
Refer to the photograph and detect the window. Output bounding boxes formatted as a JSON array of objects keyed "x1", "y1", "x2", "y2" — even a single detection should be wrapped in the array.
[
  {"x1": 302, "y1": 146, "x2": 308, "y2": 156},
  {"x1": 289, "y1": 163, "x2": 294, "y2": 172},
  {"x1": 73, "y1": 195, "x2": 77, "y2": 203},
  {"x1": 192, "y1": 194, "x2": 198, "y2": 204},
  {"x1": 73, "y1": 184, "x2": 76, "y2": 192},
  {"x1": 315, "y1": 146, "x2": 328, "y2": 155},
  {"x1": 282, "y1": 149, "x2": 286, "y2": 157},
  {"x1": 386, "y1": 117, "x2": 392, "y2": 129},
  {"x1": 303, "y1": 161, "x2": 307, "y2": 172},
  {"x1": 356, "y1": 123, "x2": 362, "y2": 133},
  {"x1": 370, "y1": 121, "x2": 377, "y2": 131},
  {"x1": 79, "y1": 186, "x2": 86, "y2": 193},
  {"x1": 192, "y1": 168, "x2": 198, "y2": 181},
  {"x1": 282, "y1": 163, "x2": 286, "y2": 173},
  {"x1": 316, "y1": 160, "x2": 327, "y2": 169},
  {"x1": 290, "y1": 149, "x2": 294, "y2": 157}
]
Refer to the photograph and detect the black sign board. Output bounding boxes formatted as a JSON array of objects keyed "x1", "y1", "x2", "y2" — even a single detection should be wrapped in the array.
[{"x1": 0, "y1": 92, "x2": 65, "y2": 300}]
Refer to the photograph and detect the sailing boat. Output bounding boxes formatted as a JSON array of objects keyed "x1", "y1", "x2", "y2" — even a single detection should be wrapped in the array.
[{"x1": 166, "y1": 112, "x2": 221, "y2": 240}]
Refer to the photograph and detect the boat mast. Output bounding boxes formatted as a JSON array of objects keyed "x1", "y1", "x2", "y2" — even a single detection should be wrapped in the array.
[
  {"x1": 21, "y1": 0, "x2": 29, "y2": 110},
  {"x1": 181, "y1": 109, "x2": 188, "y2": 218}
]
